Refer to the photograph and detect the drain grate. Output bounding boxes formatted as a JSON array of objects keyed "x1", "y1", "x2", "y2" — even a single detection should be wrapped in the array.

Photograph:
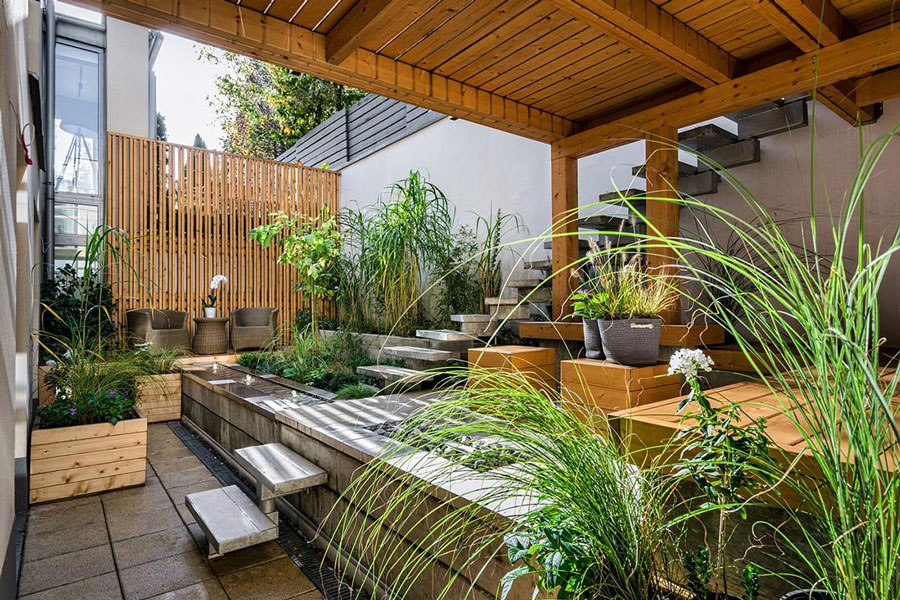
[{"x1": 168, "y1": 422, "x2": 363, "y2": 600}]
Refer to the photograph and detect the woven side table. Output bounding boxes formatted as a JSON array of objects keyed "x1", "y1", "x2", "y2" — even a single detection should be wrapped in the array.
[{"x1": 193, "y1": 317, "x2": 229, "y2": 355}]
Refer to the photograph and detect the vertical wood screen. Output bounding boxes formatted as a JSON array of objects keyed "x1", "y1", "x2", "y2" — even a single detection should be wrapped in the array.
[{"x1": 106, "y1": 132, "x2": 340, "y2": 344}]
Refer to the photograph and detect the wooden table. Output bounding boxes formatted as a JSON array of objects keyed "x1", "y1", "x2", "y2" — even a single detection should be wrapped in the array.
[
  {"x1": 193, "y1": 317, "x2": 229, "y2": 355},
  {"x1": 518, "y1": 321, "x2": 725, "y2": 347}
]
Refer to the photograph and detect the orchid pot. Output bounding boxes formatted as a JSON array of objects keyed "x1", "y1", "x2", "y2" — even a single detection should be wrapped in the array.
[{"x1": 203, "y1": 307, "x2": 216, "y2": 319}]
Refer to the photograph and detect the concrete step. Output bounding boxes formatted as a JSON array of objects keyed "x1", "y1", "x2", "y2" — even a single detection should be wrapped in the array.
[
  {"x1": 504, "y1": 278, "x2": 548, "y2": 290},
  {"x1": 357, "y1": 364, "x2": 435, "y2": 388},
  {"x1": 484, "y1": 299, "x2": 531, "y2": 321},
  {"x1": 679, "y1": 123, "x2": 737, "y2": 151},
  {"x1": 698, "y1": 138, "x2": 760, "y2": 171},
  {"x1": 578, "y1": 214, "x2": 634, "y2": 231},
  {"x1": 731, "y1": 98, "x2": 808, "y2": 140},
  {"x1": 415, "y1": 329, "x2": 473, "y2": 343},
  {"x1": 523, "y1": 259, "x2": 551, "y2": 272},
  {"x1": 632, "y1": 161, "x2": 698, "y2": 178},
  {"x1": 451, "y1": 314, "x2": 500, "y2": 336},
  {"x1": 186, "y1": 485, "x2": 279, "y2": 559},
  {"x1": 234, "y1": 443, "x2": 326, "y2": 501},
  {"x1": 381, "y1": 346, "x2": 456, "y2": 362}
]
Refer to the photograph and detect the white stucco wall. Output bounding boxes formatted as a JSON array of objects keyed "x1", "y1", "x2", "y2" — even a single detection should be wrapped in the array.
[
  {"x1": 105, "y1": 17, "x2": 150, "y2": 137},
  {"x1": 337, "y1": 100, "x2": 900, "y2": 341}
]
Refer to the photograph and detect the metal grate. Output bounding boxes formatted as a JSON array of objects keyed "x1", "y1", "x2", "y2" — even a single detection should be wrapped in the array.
[{"x1": 168, "y1": 423, "x2": 362, "y2": 600}]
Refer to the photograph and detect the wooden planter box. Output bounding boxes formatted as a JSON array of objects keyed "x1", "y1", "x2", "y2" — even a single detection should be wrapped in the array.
[
  {"x1": 30, "y1": 417, "x2": 147, "y2": 503},
  {"x1": 37, "y1": 365, "x2": 55, "y2": 408},
  {"x1": 560, "y1": 360, "x2": 682, "y2": 426},
  {"x1": 468, "y1": 345, "x2": 557, "y2": 392},
  {"x1": 135, "y1": 373, "x2": 182, "y2": 422}
]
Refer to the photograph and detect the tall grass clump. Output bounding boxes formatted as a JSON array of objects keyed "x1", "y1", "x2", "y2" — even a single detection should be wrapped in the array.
[
  {"x1": 331, "y1": 367, "x2": 676, "y2": 600},
  {"x1": 576, "y1": 122, "x2": 900, "y2": 599}
]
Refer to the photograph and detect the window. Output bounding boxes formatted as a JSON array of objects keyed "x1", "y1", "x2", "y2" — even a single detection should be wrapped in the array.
[{"x1": 53, "y1": 39, "x2": 104, "y2": 267}]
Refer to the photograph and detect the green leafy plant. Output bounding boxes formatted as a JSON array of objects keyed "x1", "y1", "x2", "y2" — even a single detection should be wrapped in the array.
[
  {"x1": 200, "y1": 274, "x2": 227, "y2": 310},
  {"x1": 671, "y1": 349, "x2": 774, "y2": 598},
  {"x1": 682, "y1": 547, "x2": 712, "y2": 599},
  {"x1": 334, "y1": 383, "x2": 378, "y2": 400},
  {"x1": 250, "y1": 208, "x2": 342, "y2": 338},
  {"x1": 332, "y1": 367, "x2": 676, "y2": 600}
]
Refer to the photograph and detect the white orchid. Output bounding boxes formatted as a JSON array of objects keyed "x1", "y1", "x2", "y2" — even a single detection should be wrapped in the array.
[
  {"x1": 667, "y1": 348, "x2": 714, "y2": 381},
  {"x1": 209, "y1": 274, "x2": 228, "y2": 290}
]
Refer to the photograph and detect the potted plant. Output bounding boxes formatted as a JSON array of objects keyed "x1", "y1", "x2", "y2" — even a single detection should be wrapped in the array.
[
  {"x1": 571, "y1": 289, "x2": 603, "y2": 360},
  {"x1": 669, "y1": 349, "x2": 774, "y2": 600},
  {"x1": 576, "y1": 242, "x2": 674, "y2": 365},
  {"x1": 32, "y1": 347, "x2": 149, "y2": 503},
  {"x1": 201, "y1": 274, "x2": 227, "y2": 318}
]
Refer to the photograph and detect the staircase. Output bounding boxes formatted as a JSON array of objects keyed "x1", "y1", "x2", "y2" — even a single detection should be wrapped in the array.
[{"x1": 186, "y1": 442, "x2": 326, "y2": 559}]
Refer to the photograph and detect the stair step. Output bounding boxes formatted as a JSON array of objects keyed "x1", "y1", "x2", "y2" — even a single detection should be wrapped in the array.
[
  {"x1": 679, "y1": 123, "x2": 737, "y2": 151},
  {"x1": 485, "y1": 297, "x2": 519, "y2": 306},
  {"x1": 523, "y1": 259, "x2": 551, "y2": 272},
  {"x1": 732, "y1": 99, "x2": 807, "y2": 140},
  {"x1": 381, "y1": 346, "x2": 455, "y2": 362},
  {"x1": 578, "y1": 214, "x2": 632, "y2": 230},
  {"x1": 698, "y1": 138, "x2": 760, "y2": 171},
  {"x1": 451, "y1": 314, "x2": 494, "y2": 323},
  {"x1": 186, "y1": 485, "x2": 278, "y2": 558},
  {"x1": 598, "y1": 188, "x2": 645, "y2": 204},
  {"x1": 415, "y1": 329, "x2": 472, "y2": 342},
  {"x1": 451, "y1": 314, "x2": 500, "y2": 336},
  {"x1": 505, "y1": 278, "x2": 548, "y2": 290},
  {"x1": 632, "y1": 161, "x2": 698, "y2": 178},
  {"x1": 234, "y1": 443, "x2": 326, "y2": 498},
  {"x1": 357, "y1": 364, "x2": 435, "y2": 385}
]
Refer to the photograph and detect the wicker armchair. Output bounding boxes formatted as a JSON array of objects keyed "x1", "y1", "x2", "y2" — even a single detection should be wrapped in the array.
[
  {"x1": 231, "y1": 308, "x2": 279, "y2": 351},
  {"x1": 125, "y1": 309, "x2": 191, "y2": 350}
]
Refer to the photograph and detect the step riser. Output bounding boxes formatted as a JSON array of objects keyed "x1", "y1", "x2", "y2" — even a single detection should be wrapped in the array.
[
  {"x1": 458, "y1": 321, "x2": 499, "y2": 336},
  {"x1": 519, "y1": 288, "x2": 551, "y2": 303},
  {"x1": 490, "y1": 305, "x2": 532, "y2": 321}
]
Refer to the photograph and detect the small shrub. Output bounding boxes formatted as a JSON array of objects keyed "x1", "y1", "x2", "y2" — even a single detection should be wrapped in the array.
[{"x1": 334, "y1": 383, "x2": 378, "y2": 400}]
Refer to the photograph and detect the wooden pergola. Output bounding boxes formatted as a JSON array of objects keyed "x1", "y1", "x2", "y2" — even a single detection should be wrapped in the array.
[{"x1": 76, "y1": 0, "x2": 900, "y2": 321}]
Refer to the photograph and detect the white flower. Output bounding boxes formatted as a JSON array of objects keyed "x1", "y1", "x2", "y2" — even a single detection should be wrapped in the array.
[
  {"x1": 667, "y1": 348, "x2": 714, "y2": 380},
  {"x1": 209, "y1": 274, "x2": 228, "y2": 290}
]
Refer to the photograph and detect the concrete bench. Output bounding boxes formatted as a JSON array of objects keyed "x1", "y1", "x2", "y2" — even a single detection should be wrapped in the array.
[{"x1": 186, "y1": 485, "x2": 278, "y2": 559}]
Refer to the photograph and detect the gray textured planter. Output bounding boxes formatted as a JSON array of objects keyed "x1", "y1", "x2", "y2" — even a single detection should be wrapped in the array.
[
  {"x1": 778, "y1": 592, "x2": 832, "y2": 600},
  {"x1": 598, "y1": 318, "x2": 662, "y2": 366},
  {"x1": 582, "y1": 319, "x2": 602, "y2": 359}
]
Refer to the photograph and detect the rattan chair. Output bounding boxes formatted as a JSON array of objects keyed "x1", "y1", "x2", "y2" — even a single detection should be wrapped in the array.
[
  {"x1": 125, "y1": 309, "x2": 191, "y2": 350},
  {"x1": 231, "y1": 308, "x2": 279, "y2": 351}
]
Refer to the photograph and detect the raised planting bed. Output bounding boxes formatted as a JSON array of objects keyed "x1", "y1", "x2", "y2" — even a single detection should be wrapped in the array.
[
  {"x1": 135, "y1": 373, "x2": 182, "y2": 422},
  {"x1": 30, "y1": 417, "x2": 147, "y2": 503},
  {"x1": 179, "y1": 361, "x2": 535, "y2": 600},
  {"x1": 37, "y1": 365, "x2": 55, "y2": 407}
]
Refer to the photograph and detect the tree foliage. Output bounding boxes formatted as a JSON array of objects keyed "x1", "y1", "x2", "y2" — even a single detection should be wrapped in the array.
[{"x1": 201, "y1": 50, "x2": 365, "y2": 159}]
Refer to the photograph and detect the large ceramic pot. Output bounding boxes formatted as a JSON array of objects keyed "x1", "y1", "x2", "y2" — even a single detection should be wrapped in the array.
[
  {"x1": 582, "y1": 318, "x2": 602, "y2": 359},
  {"x1": 597, "y1": 317, "x2": 662, "y2": 366},
  {"x1": 778, "y1": 591, "x2": 833, "y2": 600}
]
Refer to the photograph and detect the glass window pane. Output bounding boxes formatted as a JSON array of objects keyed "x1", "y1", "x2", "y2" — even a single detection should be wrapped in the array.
[
  {"x1": 54, "y1": 202, "x2": 99, "y2": 236},
  {"x1": 54, "y1": 43, "x2": 101, "y2": 196},
  {"x1": 53, "y1": 245, "x2": 87, "y2": 274}
]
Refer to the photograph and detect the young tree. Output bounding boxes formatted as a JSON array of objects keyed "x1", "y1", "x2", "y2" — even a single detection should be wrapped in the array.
[
  {"x1": 200, "y1": 50, "x2": 365, "y2": 159},
  {"x1": 156, "y1": 113, "x2": 168, "y2": 141},
  {"x1": 192, "y1": 134, "x2": 207, "y2": 149}
]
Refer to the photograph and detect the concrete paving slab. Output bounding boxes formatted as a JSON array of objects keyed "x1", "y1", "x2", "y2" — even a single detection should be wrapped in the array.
[
  {"x1": 119, "y1": 550, "x2": 214, "y2": 600},
  {"x1": 107, "y1": 504, "x2": 184, "y2": 542},
  {"x1": 17, "y1": 544, "x2": 116, "y2": 596},
  {"x1": 113, "y1": 525, "x2": 198, "y2": 569},
  {"x1": 218, "y1": 557, "x2": 316, "y2": 600},
  {"x1": 18, "y1": 572, "x2": 122, "y2": 600},
  {"x1": 22, "y1": 518, "x2": 109, "y2": 563},
  {"x1": 146, "y1": 579, "x2": 228, "y2": 600}
]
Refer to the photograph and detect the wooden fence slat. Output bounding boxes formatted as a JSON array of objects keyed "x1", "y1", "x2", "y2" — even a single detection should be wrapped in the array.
[{"x1": 106, "y1": 132, "x2": 338, "y2": 344}]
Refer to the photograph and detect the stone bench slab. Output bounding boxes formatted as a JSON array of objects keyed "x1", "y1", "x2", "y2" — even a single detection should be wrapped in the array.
[
  {"x1": 234, "y1": 443, "x2": 327, "y2": 497},
  {"x1": 185, "y1": 485, "x2": 278, "y2": 558}
]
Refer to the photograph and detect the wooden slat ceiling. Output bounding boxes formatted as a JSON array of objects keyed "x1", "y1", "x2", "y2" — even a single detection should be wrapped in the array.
[{"x1": 75, "y1": 0, "x2": 900, "y2": 153}]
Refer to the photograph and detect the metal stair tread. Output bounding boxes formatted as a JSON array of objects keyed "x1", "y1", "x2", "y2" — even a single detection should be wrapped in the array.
[
  {"x1": 186, "y1": 485, "x2": 278, "y2": 557},
  {"x1": 234, "y1": 443, "x2": 327, "y2": 496}
]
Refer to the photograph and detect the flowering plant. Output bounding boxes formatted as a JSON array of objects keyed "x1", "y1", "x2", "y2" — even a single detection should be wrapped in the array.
[{"x1": 202, "y1": 274, "x2": 228, "y2": 309}]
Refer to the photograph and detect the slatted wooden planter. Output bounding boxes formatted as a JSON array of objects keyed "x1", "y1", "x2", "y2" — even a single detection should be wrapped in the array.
[
  {"x1": 135, "y1": 373, "x2": 182, "y2": 422},
  {"x1": 467, "y1": 345, "x2": 557, "y2": 392},
  {"x1": 560, "y1": 360, "x2": 682, "y2": 425},
  {"x1": 30, "y1": 417, "x2": 147, "y2": 504}
]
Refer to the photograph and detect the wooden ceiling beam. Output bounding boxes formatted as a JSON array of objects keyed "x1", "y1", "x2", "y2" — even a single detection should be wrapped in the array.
[
  {"x1": 547, "y1": 0, "x2": 740, "y2": 87},
  {"x1": 67, "y1": 0, "x2": 576, "y2": 143},
  {"x1": 325, "y1": 0, "x2": 412, "y2": 65},
  {"x1": 553, "y1": 22, "x2": 900, "y2": 158},
  {"x1": 856, "y1": 68, "x2": 900, "y2": 106},
  {"x1": 743, "y1": 0, "x2": 877, "y2": 124}
]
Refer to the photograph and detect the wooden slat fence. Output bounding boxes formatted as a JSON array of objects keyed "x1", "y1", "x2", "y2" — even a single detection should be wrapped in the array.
[{"x1": 106, "y1": 132, "x2": 339, "y2": 344}]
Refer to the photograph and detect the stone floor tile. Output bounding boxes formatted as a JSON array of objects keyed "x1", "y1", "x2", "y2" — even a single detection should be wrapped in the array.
[
  {"x1": 146, "y1": 579, "x2": 228, "y2": 600},
  {"x1": 119, "y1": 551, "x2": 214, "y2": 600},
  {"x1": 219, "y1": 557, "x2": 316, "y2": 600},
  {"x1": 107, "y1": 504, "x2": 184, "y2": 542},
  {"x1": 113, "y1": 525, "x2": 198, "y2": 569},
  {"x1": 26, "y1": 496, "x2": 105, "y2": 535},
  {"x1": 101, "y1": 476, "x2": 166, "y2": 502},
  {"x1": 150, "y1": 455, "x2": 206, "y2": 475},
  {"x1": 289, "y1": 590, "x2": 326, "y2": 600},
  {"x1": 18, "y1": 572, "x2": 122, "y2": 600},
  {"x1": 208, "y1": 540, "x2": 285, "y2": 576},
  {"x1": 17, "y1": 544, "x2": 116, "y2": 596},
  {"x1": 147, "y1": 446, "x2": 197, "y2": 463},
  {"x1": 158, "y1": 466, "x2": 217, "y2": 489},
  {"x1": 102, "y1": 482, "x2": 173, "y2": 518},
  {"x1": 22, "y1": 518, "x2": 109, "y2": 563}
]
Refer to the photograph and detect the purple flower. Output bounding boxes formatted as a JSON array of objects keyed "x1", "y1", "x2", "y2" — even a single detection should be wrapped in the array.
[
  {"x1": 68, "y1": 406, "x2": 77, "y2": 416},
  {"x1": 109, "y1": 390, "x2": 117, "y2": 397}
]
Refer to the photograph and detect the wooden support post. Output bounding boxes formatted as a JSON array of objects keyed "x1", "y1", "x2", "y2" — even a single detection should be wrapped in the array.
[
  {"x1": 644, "y1": 126, "x2": 681, "y2": 324},
  {"x1": 551, "y1": 156, "x2": 579, "y2": 320}
]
